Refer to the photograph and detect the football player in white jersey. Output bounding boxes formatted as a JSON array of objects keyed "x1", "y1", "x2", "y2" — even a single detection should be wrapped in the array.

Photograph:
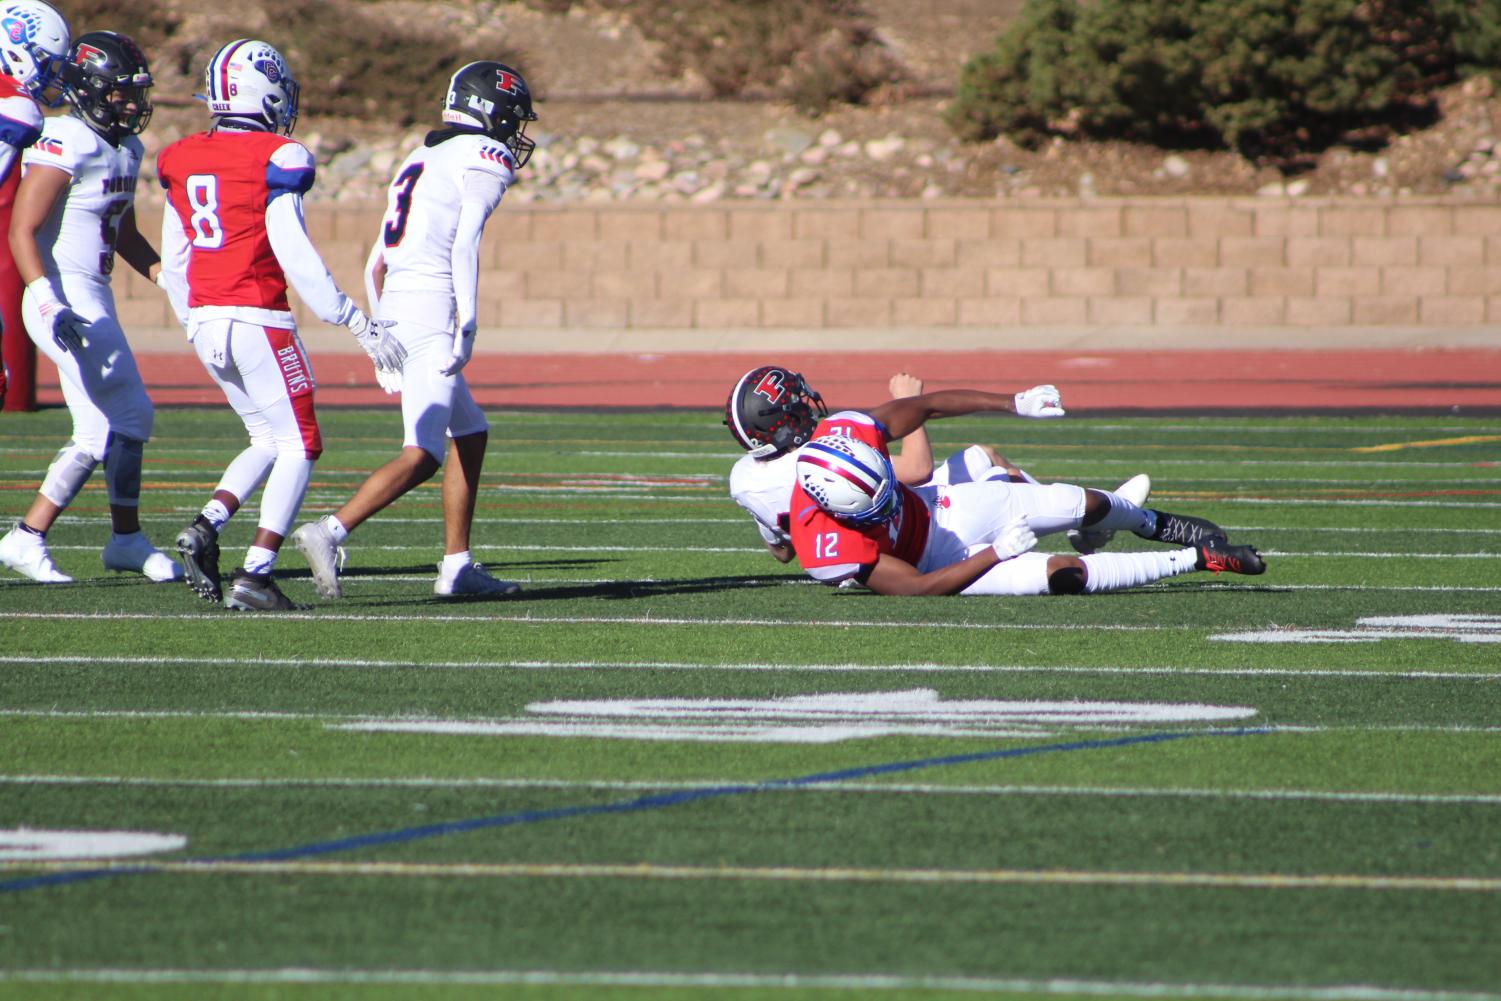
[
  {"x1": 725, "y1": 366, "x2": 1150, "y2": 565},
  {"x1": 0, "y1": 31, "x2": 184, "y2": 584},
  {"x1": 291, "y1": 61, "x2": 538, "y2": 599},
  {"x1": 0, "y1": 0, "x2": 69, "y2": 413}
]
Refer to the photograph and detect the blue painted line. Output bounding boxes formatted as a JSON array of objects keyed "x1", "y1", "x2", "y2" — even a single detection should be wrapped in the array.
[{"x1": 0, "y1": 727, "x2": 1266, "y2": 895}]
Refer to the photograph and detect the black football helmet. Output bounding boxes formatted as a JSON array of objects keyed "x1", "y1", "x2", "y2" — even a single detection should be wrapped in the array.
[
  {"x1": 442, "y1": 61, "x2": 537, "y2": 167},
  {"x1": 63, "y1": 31, "x2": 152, "y2": 143},
  {"x1": 724, "y1": 365, "x2": 828, "y2": 459}
]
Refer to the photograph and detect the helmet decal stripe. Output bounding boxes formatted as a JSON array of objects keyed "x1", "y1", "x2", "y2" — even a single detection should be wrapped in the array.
[
  {"x1": 216, "y1": 39, "x2": 246, "y2": 104},
  {"x1": 798, "y1": 451, "x2": 880, "y2": 498},
  {"x1": 802, "y1": 440, "x2": 884, "y2": 487}
]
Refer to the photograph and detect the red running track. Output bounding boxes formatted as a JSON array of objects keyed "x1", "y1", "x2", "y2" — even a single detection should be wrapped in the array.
[{"x1": 35, "y1": 347, "x2": 1501, "y2": 412}]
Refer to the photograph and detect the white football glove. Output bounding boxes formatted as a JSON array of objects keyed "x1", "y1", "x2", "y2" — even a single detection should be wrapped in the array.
[
  {"x1": 1014, "y1": 384, "x2": 1065, "y2": 418},
  {"x1": 28, "y1": 279, "x2": 88, "y2": 354},
  {"x1": 347, "y1": 311, "x2": 406, "y2": 394},
  {"x1": 991, "y1": 515, "x2": 1038, "y2": 561},
  {"x1": 440, "y1": 319, "x2": 476, "y2": 377}
]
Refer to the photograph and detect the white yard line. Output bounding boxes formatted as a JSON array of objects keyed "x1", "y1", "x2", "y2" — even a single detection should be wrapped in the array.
[
  {"x1": 7, "y1": 859, "x2": 1501, "y2": 894},
  {"x1": 6, "y1": 774, "x2": 1498, "y2": 805},
  {"x1": 0, "y1": 654, "x2": 1495, "y2": 679},
  {"x1": 2, "y1": 968, "x2": 1496, "y2": 1000}
]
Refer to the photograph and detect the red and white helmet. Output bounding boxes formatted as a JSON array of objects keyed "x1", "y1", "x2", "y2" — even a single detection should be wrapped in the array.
[
  {"x1": 0, "y1": 0, "x2": 70, "y2": 107},
  {"x1": 201, "y1": 38, "x2": 299, "y2": 135},
  {"x1": 796, "y1": 434, "x2": 900, "y2": 526}
]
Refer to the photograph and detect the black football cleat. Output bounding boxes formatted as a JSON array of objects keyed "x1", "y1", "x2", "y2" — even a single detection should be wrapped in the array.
[
  {"x1": 1148, "y1": 511, "x2": 1226, "y2": 547},
  {"x1": 176, "y1": 519, "x2": 222, "y2": 603},
  {"x1": 1196, "y1": 539, "x2": 1266, "y2": 576}
]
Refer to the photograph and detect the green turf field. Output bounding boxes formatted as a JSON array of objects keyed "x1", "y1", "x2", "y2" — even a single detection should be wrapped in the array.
[{"x1": 1, "y1": 406, "x2": 1498, "y2": 1000}]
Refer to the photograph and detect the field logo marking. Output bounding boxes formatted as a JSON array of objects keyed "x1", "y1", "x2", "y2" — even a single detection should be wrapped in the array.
[
  {"x1": 335, "y1": 688, "x2": 1258, "y2": 743},
  {"x1": 0, "y1": 829, "x2": 186, "y2": 861},
  {"x1": 1212, "y1": 613, "x2": 1501, "y2": 645}
]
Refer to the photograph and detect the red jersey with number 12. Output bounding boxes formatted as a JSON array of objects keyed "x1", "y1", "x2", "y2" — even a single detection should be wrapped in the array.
[
  {"x1": 156, "y1": 130, "x2": 316, "y2": 310},
  {"x1": 788, "y1": 410, "x2": 931, "y2": 576}
]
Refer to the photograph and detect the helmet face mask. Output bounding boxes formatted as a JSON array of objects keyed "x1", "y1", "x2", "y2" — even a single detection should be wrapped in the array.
[
  {"x1": 724, "y1": 365, "x2": 828, "y2": 459},
  {"x1": 202, "y1": 38, "x2": 299, "y2": 135},
  {"x1": 796, "y1": 435, "x2": 900, "y2": 527},
  {"x1": 0, "y1": 0, "x2": 71, "y2": 107},
  {"x1": 443, "y1": 61, "x2": 538, "y2": 167},
  {"x1": 64, "y1": 31, "x2": 152, "y2": 143}
]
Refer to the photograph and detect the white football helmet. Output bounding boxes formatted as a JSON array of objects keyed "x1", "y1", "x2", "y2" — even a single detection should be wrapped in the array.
[
  {"x1": 0, "y1": 0, "x2": 70, "y2": 107},
  {"x1": 201, "y1": 38, "x2": 299, "y2": 135},
  {"x1": 796, "y1": 434, "x2": 901, "y2": 526}
]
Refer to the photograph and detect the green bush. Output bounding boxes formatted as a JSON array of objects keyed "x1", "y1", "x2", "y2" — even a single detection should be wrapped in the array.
[{"x1": 948, "y1": 0, "x2": 1501, "y2": 161}]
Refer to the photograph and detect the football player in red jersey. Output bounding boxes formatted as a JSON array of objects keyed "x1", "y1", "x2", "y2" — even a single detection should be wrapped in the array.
[
  {"x1": 786, "y1": 394, "x2": 1266, "y2": 597},
  {"x1": 727, "y1": 366, "x2": 1151, "y2": 565},
  {"x1": 0, "y1": 0, "x2": 69, "y2": 412},
  {"x1": 156, "y1": 39, "x2": 403, "y2": 611}
]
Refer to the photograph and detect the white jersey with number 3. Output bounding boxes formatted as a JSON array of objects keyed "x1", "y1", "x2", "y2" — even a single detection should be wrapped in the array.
[
  {"x1": 376, "y1": 132, "x2": 514, "y2": 297},
  {"x1": 22, "y1": 115, "x2": 142, "y2": 284}
]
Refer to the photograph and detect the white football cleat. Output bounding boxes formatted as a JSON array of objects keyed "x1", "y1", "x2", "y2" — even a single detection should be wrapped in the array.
[
  {"x1": 291, "y1": 519, "x2": 346, "y2": 599},
  {"x1": 1069, "y1": 473, "x2": 1153, "y2": 555},
  {"x1": 102, "y1": 531, "x2": 185, "y2": 582},
  {"x1": 0, "y1": 524, "x2": 72, "y2": 583},
  {"x1": 434, "y1": 561, "x2": 520, "y2": 597}
]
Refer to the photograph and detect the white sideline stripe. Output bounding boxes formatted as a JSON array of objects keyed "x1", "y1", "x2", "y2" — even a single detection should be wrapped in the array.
[
  {"x1": 1, "y1": 654, "x2": 1496, "y2": 680},
  {"x1": 2, "y1": 969, "x2": 1496, "y2": 1001},
  {"x1": 8, "y1": 859, "x2": 1501, "y2": 894},
  {"x1": 0, "y1": 612, "x2": 1182, "y2": 631},
  {"x1": 40, "y1": 543, "x2": 1501, "y2": 558},
  {"x1": 1, "y1": 710, "x2": 1494, "y2": 734},
  {"x1": 7, "y1": 774, "x2": 1500, "y2": 805}
]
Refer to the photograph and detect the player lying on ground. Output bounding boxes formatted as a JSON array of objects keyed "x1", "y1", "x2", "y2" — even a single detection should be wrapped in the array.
[
  {"x1": 789, "y1": 402, "x2": 1265, "y2": 596},
  {"x1": 291, "y1": 60, "x2": 539, "y2": 600},
  {"x1": 0, "y1": 30, "x2": 183, "y2": 585},
  {"x1": 724, "y1": 365, "x2": 1150, "y2": 565},
  {"x1": 158, "y1": 39, "x2": 397, "y2": 612}
]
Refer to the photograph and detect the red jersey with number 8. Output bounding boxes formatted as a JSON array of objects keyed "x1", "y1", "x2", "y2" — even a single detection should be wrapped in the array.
[{"x1": 157, "y1": 130, "x2": 316, "y2": 310}]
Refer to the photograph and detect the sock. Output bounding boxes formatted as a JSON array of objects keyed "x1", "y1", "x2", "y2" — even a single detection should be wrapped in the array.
[
  {"x1": 244, "y1": 545, "x2": 278, "y2": 575},
  {"x1": 1131, "y1": 509, "x2": 1160, "y2": 538},
  {"x1": 17, "y1": 522, "x2": 46, "y2": 540},
  {"x1": 441, "y1": 551, "x2": 472, "y2": 576},
  {"x1": 1081, "y1": 548, "x2": 1197, "y2": 593},
  {"x1": 1087, "y1": 490, "x2": 1155, "y2": 534},
  {"x1": 324, "y1": 515, "x2": 350, "y2": 545},
  {"x1": 110, "y1": 530, "x2": 144, "y2": 542},
  {"x1": 200, "y1": 500, "x2": 232, "y2": 532}
]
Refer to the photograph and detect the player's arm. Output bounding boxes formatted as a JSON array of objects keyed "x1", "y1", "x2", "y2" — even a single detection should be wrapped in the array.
[
  {"x1": 866, "y1": 386, "x2": 1064, "y2": 441},
  {"x1": 266, "y1": 191, "x2": 363, "y2": 326},
  {"x1": 859, "y1": 515, "x2": 1038, "y2": 596},
  {"x1": 363, "y1": 239, "x2": 385, "y2": 316},
  {"x1": 7, "y1": 162, "x2": 69, "y2": 285},
  {"x1": 444, "y1": 166, "x2": 508, "y2": 375},
  {"x1": 113, "y1": 206, "x2": 160, "y2": 280},
  {"x1": 886, "y1": 372, "x2": 934, "y2": 485},
  {"x1": 156, "y1": 190, "x2": 190, "y2": 328}
]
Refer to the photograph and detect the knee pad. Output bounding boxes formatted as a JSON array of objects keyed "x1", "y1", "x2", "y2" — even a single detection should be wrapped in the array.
[
  {"x1": 103, "y1": 434, "x2": 145, "y2": 507},
  {"x1": 39, "y1": 442, "x2": 98, "y2": 508},
  {"x1": 1047, "y1": 565, "x2": 1087, "y2": 595}
]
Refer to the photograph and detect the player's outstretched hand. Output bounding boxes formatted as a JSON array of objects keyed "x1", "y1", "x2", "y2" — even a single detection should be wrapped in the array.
[
  {"x1": 440, "y1": 320, "x2": 476, "y2": 377},
  {"x1": 888, "y1": 371, "x2": 923, "y2": 399},
  {"x1": 991, "y1": 515, "x2": 1037, "y2": 561},
  {"x1": 1014, "y1": 384, "x2": 1065, "y2": 418}
]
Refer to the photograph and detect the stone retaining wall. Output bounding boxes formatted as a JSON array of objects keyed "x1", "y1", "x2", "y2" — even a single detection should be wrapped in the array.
[{"x1": 120, "y1": 197, "x2": 1501, "y2": 348}]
